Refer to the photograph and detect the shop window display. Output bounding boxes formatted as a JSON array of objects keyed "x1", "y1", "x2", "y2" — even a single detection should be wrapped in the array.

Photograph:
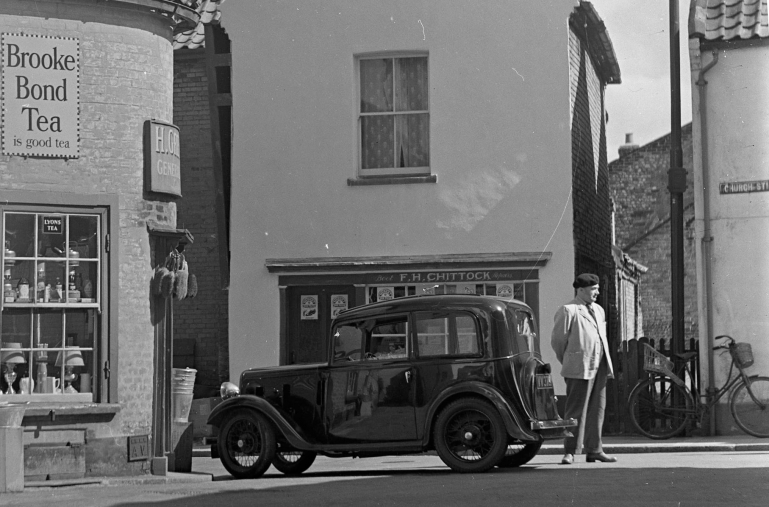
[{"x1": 1, "y1": 211, "x2": 100, "y2": 401}]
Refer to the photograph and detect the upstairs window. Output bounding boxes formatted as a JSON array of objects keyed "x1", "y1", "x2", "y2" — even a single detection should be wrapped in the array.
[{"x1": 359, "y1": 55, "x2": 429, "y2": 177}]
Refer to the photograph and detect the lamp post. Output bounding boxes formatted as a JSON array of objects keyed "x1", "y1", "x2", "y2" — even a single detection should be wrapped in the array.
[{"x1": 669, "y1": 1, "x2": 686, "y2": 383}]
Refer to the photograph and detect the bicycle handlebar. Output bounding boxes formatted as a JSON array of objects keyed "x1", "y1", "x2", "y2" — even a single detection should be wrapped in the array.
[{"x1": 712, "y1": 335, "x2": 735, "y2": 351}]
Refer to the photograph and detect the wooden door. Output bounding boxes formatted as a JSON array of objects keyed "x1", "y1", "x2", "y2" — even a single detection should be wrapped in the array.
[{"x1": 287, "y1": 285, "x2": 355, "y2": 364}]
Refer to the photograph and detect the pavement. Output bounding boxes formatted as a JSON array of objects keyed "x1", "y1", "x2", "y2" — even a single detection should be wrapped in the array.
[{"x1": 18, "y1": 433, "x2": 769, "y2": 490}]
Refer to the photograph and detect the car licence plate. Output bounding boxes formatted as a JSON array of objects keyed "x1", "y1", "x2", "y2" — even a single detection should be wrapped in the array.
[{"x1": 535, "y1": 374, "x2": 553, "y2": 389}]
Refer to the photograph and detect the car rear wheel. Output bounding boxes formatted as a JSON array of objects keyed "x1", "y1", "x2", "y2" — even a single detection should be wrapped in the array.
[
  {"x1": 433, "y1": 398, "x2": 508, "y2": 473},
  {"x1": 217, "y1": 409, "x2": 277, "y2": 479},
  {"x1": 496, "y1": 441, "x2": 542, "y2": 468},
  {"x1": 272, "y1": 449, "x2": 317, "y2": 475}
]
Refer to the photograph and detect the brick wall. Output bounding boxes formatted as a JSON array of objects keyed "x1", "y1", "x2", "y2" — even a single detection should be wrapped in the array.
[
  {"x1": 172, "y1": 48, "x2": 229, "y2": 395},
  {"x1": 608, "y1": 125, "x2": 698, "y2": 345},
  {"x1": 0, "y1": 5, "x2": 177, "y2": 474}
]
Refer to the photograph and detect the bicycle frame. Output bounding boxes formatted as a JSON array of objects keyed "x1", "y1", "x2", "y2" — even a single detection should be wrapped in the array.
[{"x1": 670, "y1": 341, "x2": 764, "y2": 421}]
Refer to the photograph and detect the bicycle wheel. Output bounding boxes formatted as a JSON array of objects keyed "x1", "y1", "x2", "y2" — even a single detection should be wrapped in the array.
[
  {"x1": 628, "y1": 376, "x2": 692, "y2": 439},
  {"x1": 730, "y1": 376, "x2": 769, "y2": 438}
]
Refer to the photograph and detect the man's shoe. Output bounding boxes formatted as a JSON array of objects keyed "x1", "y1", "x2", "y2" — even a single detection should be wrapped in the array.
[
  {"x1": 561, "y1": 453, "x2": 574, "y2": 465},
  {"x1": 586, "y1": 452, "x2": 617, "y2": 463}
]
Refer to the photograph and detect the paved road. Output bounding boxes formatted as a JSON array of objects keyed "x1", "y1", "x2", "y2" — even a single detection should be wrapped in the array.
[{"x1": 3, "y1": 452, "x2": 768, "y2": 507}]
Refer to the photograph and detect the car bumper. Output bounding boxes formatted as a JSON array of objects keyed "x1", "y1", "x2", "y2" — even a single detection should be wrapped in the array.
[{"x1": 530, "y1": 418, "x2": 577, "y2": 430}]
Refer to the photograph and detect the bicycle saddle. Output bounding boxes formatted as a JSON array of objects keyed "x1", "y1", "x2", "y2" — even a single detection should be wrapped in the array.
[{"x1": 674, "y1": 351, "x2": 698, "y2": 362}]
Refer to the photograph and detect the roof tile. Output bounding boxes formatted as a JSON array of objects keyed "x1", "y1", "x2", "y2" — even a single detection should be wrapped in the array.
[
  {"x1": 173, "y1": 0, "x2": 225, "y2": 50},
  {"x1": 690, "y1": 0, "x2": 769, "y2": 40}
]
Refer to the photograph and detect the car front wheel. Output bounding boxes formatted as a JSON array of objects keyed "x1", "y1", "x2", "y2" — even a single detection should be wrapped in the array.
[
  {"x1": 433, "y1": 397, "x2": 508, "y2": 473},
  {"x1": 217, "y1": 409, "x2": 277, "y2": 479}
]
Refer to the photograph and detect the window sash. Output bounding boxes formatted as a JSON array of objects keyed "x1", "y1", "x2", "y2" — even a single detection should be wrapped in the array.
[
  {"x1": 2, "y1": 207, "x2": 104, "y2": 402},
  {"x1": 359, "y1": 55, "x2": 429, "y2": 176}
]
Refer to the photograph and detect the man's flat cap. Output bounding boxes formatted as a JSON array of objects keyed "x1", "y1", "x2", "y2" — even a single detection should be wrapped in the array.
[{"x1": 573, "y1": 273, "x2": 600, "y2": 289}]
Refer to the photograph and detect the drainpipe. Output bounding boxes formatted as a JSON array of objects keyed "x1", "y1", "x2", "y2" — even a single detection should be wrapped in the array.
[{"x1": 695, "y1": 48, "x2": 718, "y2": 435}]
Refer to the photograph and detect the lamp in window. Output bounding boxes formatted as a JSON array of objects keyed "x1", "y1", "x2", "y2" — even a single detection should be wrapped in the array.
[
  {"x1": 1, "y1": 343, "x2": 26, "y2": 395},
  {"x1": 55, "y1": 348, "x2": 84, "y2": 394}
]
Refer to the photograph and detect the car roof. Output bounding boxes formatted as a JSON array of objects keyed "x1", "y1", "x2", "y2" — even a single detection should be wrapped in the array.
[{"x1": 333, "y1": 293, "x2": 531, "y2": 322}]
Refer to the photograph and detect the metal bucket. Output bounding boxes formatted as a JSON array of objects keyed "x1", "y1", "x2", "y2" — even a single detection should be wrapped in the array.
[{"x1": 171, "y1": 368, "x2": 196, "y2": 423}]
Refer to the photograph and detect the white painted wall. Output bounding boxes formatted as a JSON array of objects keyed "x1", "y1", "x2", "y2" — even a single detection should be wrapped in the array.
[
  {"x1": 690, "y1": 42, "x2": 769, "y2": 406},
  {"x1": 221, "y1": 1, "x2": 577, "y2": 386}
]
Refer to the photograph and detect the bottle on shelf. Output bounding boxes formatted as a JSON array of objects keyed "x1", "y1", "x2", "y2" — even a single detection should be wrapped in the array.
[{"x1": 37, "y1": 264, "x2": 46, "y2": 302}]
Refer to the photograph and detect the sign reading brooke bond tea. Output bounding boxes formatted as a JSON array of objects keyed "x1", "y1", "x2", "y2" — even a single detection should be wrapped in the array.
[{"x1": 1, "y1": 33, "x2": 80, "y2": 158}]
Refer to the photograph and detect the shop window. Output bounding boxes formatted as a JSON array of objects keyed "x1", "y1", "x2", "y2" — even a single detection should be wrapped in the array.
[
  {"x1": 414, "y1": 311, "x2": 480, "y2": 358},
  {"x1": 358, "y1": 55, "x2": 429, "y2": 178},
  {"x1": 367, "y1": 281, "x2": 534, "y2": 305},
  {"x1": 2, "y1": 209, "x2": 105, "y2": 402}
]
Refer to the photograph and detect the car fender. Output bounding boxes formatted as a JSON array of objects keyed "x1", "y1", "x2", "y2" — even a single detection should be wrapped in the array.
[
  {"x1": 207, "y1": 395, "x2": 320, "y2": 451},
  {"x1": 423, "y1": 381, "x2": 539, "y2": 444}
]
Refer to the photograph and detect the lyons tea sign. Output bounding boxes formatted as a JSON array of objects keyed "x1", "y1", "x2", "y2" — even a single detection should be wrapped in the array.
[{"x1": 1, "y1": 33, "x2": 80, "y2": 158}]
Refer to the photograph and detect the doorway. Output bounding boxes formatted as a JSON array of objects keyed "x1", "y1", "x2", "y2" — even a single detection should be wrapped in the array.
[{"x1": 287, "y1": 285, "x2": 355, "y2": 364}]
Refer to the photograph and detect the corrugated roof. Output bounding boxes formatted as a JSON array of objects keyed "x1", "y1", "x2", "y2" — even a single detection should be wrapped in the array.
[
  {"x1": 173, "y1": 0, "x2": 225, "y2": 50},
  {"x1": 689, "y1": 0, "x2": 769, "y2": 40}
]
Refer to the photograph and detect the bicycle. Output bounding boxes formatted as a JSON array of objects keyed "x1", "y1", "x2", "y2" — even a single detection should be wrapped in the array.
[{"x1": 627, "y1": 335, "x2": 769, "y2": 439}]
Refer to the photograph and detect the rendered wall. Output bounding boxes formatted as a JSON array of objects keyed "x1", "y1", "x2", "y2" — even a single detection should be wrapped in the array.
[
  {"x1": 221, "y1": 1, "x2": 577, "y2": 385},
  {"x1": 690, "y1": 41, "x2": 769, "y2": 433}
]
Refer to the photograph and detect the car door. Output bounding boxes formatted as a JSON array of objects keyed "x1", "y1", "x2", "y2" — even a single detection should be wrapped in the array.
[{"x1": 325, "y1": 313, "x2": 417, "y2": 442}]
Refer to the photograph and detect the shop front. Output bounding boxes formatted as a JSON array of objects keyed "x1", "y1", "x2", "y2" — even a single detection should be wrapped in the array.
[
  {"x1": 267, "y1": 253, "x2": 549, "y2": 365},
  {"x1": 0, "y1": 0, "x2": 210, "y2": 480}
]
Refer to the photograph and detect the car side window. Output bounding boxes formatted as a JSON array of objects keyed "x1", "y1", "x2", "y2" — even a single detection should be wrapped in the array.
[
  {"x1": 333, "y1": 324, "x2": 364, "y2": 362},
  {"x1": 414, "y1": 311, "x2": 480, "y2": 358},
  {"x1": 333, "y1": 315, "x2": 409, "y2": 362},
  {"x1": 363, "y1": 316, "x2": 409, "y2": 360}
]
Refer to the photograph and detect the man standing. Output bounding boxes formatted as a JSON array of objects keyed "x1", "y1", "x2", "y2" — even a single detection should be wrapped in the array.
[{"x1": 551, "y1": 273, "x2": 617, "y2": 465}]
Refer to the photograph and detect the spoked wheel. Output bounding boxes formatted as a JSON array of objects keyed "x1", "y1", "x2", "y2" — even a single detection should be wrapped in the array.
[
  {"x1": 730, "y1": 376, "x2": 769, "y2": 438},
  {"x1": 217, "y1": 409, "x2": 277, "y2": 479},
  {"x1": 628, "y1": 376, "x2": 692, "y2": 439},
  {"x1": 497, "y1": 441, "x2": 542, "y2": 468},
  {"x1": 433, "y1": 398, "x2": 508, "y2": 473},
  {"x1": 272, "y1": 448, "x2": 317, "y2": 475}
]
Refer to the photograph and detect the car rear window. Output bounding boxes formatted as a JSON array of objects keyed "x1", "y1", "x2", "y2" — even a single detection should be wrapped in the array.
[{"x1": 507, "y1": 307, "x2": 540, "y2": 355}]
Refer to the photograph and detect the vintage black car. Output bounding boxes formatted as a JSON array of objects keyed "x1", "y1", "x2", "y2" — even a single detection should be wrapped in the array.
[{"x1": 207, "y1": 294, "x2": 575, "y2": 478}]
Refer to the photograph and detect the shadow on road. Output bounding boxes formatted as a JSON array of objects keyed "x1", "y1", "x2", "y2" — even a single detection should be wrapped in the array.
[{"x1": 112, "y1": 466, "x2": 769, "y2": 507}]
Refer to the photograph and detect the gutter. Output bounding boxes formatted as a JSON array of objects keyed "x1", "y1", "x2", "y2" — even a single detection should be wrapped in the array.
[{"x1": 695, "y1": 48, "x2": 719, "y2": 435}]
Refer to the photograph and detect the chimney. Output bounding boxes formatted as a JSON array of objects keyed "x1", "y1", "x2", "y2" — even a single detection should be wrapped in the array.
[{"x1": 618, "y1": 133, "x2": 639, "y2": 158}]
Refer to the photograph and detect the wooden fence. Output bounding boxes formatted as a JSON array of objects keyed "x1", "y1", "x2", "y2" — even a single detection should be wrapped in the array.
[{"x1": 606, "y1": 336, "x2": 699, "y2": 434}]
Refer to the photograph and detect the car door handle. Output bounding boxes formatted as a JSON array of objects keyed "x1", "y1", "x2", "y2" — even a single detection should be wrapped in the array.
[{"x1": 405, "y1": 371, "x2": 411, "y2": 383}]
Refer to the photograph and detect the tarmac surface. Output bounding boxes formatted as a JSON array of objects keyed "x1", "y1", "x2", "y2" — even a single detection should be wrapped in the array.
[{"x1": 18, "y1": 433, "x2": 769, "y2": 489}]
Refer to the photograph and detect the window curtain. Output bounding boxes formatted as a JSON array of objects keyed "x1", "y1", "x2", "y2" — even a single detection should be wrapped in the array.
[
  {"x1": 360, "y1": 57, "x2": 428, "y2": 170},
  {"x1": 395, "y1": 57, "x2": 428, "y2": 168}
]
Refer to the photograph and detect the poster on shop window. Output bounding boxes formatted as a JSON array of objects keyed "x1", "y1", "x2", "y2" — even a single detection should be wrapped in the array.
[
  {"x1": 330, "y1": 294, "x2": 348, "y2": 319},
  {"x1": 300, "y1": 295, "x2": 318, "y2": 320},
  {"x1": 377, "y1": 287, "x2": 394, "y2": 301}
]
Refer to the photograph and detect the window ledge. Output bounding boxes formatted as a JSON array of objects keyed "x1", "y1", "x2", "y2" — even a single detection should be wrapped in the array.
[
  {"x1": 347, "y1": 175, "x2": 437, "y2": 186},
  {"x1": 21, "y1": 402, "x2": 121, "y2": 421}
]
